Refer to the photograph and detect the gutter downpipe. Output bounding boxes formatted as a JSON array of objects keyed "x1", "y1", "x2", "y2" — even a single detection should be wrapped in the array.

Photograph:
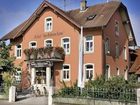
[
  {"x1": 78, "y1": 26, "x2": 84, "y2": 89},
  {"x1": 102, "y1": 25, "x2": 106, "y2": 77}
]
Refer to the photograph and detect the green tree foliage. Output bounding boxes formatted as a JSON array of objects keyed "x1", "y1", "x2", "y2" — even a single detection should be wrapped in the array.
[{"x1": 0, "y1": 41, "x2": 16, "y2": 95}]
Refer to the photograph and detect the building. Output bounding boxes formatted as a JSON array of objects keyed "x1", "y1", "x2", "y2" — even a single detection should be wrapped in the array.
[
  {"x1": 0, "y1": 0, "x2": 136, "y2": 92},
  {"x1": 129, "y1": 47, "x2": 140, "y2": 81}
]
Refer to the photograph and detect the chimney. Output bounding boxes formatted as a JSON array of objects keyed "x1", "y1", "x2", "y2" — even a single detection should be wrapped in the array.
[{"x1": 80, "y1": 0, "x2": 87, "y2": 11}]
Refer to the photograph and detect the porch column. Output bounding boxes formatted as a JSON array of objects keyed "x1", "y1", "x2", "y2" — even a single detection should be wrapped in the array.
[
  {"x1": 46, "y1": 66, "x2": 51, "y2": 87},
  {"x1": 31, "y1": 68, "x2": 35, "y2": 85}
]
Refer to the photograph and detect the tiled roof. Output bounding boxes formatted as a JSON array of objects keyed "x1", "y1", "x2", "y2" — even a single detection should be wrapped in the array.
[
  {"x1": 0, "y1": 1, "x2": 124, "y2": 40},
  {"x1": 130, "y1": 49, "x2": 140, "y2": 74}
]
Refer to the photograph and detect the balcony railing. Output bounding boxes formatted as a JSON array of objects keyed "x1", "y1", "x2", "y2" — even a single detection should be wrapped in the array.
[{"x1": 24, "y1": 47, "x2": 65, "y2": 61}]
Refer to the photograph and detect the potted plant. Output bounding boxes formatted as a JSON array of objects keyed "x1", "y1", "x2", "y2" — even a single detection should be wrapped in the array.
[{"x1": 32, "y1": 48, "x2": 38, "y2": 60}]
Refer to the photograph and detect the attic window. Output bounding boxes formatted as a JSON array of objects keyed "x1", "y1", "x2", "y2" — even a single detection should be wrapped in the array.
[{"x1": 87, "y1": 14, "x2": 96, "y2": 20}]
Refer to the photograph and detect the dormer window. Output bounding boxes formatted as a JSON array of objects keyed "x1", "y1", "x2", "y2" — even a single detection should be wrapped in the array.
[
  {"x1": 87, "y1": 14, "x2": 96, "y2": 21},
  {"x1": 45, "y1": 17, "x2": 53, "y2": 32}
]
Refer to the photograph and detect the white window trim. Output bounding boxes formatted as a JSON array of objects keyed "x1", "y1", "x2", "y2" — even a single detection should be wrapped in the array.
[
  {"x1": 61, "y1": 64, "x2": 71, "y2": 81},
  {"x1": 29, "y1": 41, "x2": 37, "y2": 48},
  {"x1": 84, "y1": 36, "x2": 94, "y2": 54},
  {"x1": 84, "y1": 63, "x2": 95, "y2": 81},
  {"x1": 44, "y1": 39, "x2": 53, "y2": 47},
  {"x1": 61, "y1": 37, "x2": 70, "y2": 55},
  {"x1": 115, "y1": 20, "x2": 119, "y2": 36},
  {"x1": 15, "y1": 44, "x2": 22, "y2": 59},
  {"x1": 44, "y1": 17, "x2": 53, "y2": 32}
]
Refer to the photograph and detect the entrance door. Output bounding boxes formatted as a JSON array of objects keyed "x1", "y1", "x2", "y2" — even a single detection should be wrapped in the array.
[{"x1": 35, "y1": 67, "x2": 46, "y2": 84}]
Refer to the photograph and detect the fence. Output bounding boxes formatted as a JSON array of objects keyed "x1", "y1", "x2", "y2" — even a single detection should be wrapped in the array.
[
  {"x1": 53, "y1": 87, "x2": 137, "y2": 103},
  {"x1": 0, "y1": 84, "x2": 4, "y2": 95}
]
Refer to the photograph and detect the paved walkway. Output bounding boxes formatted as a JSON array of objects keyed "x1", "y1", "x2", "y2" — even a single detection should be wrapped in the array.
[{"x1": 0, "y1": 96, "x2": 48, "y2": 105}]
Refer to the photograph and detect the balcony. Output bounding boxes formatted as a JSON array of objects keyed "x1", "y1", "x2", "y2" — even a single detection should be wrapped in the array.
[{"x1": 24, "y1": 47, "x2": 65, "y2": 61}]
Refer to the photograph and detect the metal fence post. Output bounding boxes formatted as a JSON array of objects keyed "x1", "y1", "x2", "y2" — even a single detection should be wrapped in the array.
[{"x1": 137, "y1": 88, "x2": 140, "y2": 105}]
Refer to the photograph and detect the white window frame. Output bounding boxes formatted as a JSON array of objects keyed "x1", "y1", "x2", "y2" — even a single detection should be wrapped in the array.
[
  {"x1": 61, "y1": 37, "x2": 70, "y2": 55},
  {"x1": 84, "y1": 63, "x2": 94, "y2": 81},
  {"x1": 44, "y1": 39, "x2": 53, "y2": 47},
  {"x1": 123, "y1": 47, "x2": 127, "y2": 61},
  {"x1": 105, "y1": 38, "x2": 110, "y2": 54},
  {"x1": 29, "y1": 41, "x2": 37, "y2": 48},
  {"x1": 15, "y1": 68, "x2": 22, "y2": 84},
  {"x1": 44, "y1": 17, "x2": 53, "y2": 32},
  {"x1": 62, "y1": 64, "x2": 70, "y2": 81},
  {"x1": 15, "y1": 44, "x2": 22, "y2": 59},
  {"x1": 115, "y1": 20, "x2": 119, "y2": 36},
  {"x1": 84, "y1": 36, "x2": 94, "y2": 54}
]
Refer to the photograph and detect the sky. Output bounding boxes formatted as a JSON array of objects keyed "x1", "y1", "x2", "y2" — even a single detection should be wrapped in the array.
[{"x1": 0, "y1": 0, "x2": 140, "y2": 45}]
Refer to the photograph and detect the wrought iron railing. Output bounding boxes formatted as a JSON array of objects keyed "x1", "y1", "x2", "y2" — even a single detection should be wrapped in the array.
[{"x1": 53, "y1": 87, "x2": 137, "y2": 102}]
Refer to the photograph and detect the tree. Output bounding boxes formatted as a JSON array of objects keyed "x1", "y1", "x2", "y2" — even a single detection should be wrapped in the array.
[{"x1": 0, "y1": 41, "x2": 16, "y2": 95}]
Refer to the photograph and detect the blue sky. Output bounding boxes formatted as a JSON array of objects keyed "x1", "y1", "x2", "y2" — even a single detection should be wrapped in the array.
[{"x1": 0, "y1": 0, "x2": 140, "y2": 45}]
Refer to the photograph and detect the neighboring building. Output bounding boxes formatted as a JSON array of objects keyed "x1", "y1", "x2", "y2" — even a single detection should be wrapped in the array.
[
  {"x1": 129, "y1": 48, "x2": 140, "y2": 82},
  {"x1": 0, "y1": 0, "x2": 136, "y2": 92}
]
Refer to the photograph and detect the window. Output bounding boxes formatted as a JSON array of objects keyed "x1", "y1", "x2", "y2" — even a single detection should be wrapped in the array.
[
  {"x1": 115, "y1": 20, "x2": 119, "y2": 36},
  {"x1": 29, "y1": 41, "x2": 37, "y2": 48},
  {"x1": 115, "y1": 43, "x2": 119, "y2": 58},
  {"x1": 15, "y1": 44, "x2": 22, "y2": 58},
  {"x1": 116, "y1": 67, "x2": 119, "y2": 76},
  {"x1": 45, "y1": 17, "x2": 52, "y2": 32},
  {"x1": 15, "y1": 68, "x2": 22, "y2": 84},
  {"x1": 105, "y1": 38, "x2": 110, "y2": 54},
  {"x1": 84, "y1": 36, "x2": 93, "y2": 53},
  {"x1": 44, "y1": 39, "x2": 53, "y2": 47},
  {"x1": 85, "y1": 64, "x2": 94, "y2": 80},
  {"x1": 62, "y1": 64, "x2": 70, "y2": 81},
  {"x1": 61, "y1": 37, "x2": 70, "y2": 54},
  {"x1": 105, "y1": 65, "x2": 110, "y2": 80},
  {"x1": 123, "y1": 47, "x2": 127, "y2": 60}
]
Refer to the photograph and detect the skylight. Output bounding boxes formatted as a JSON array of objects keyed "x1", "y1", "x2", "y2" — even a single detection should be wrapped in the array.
[{"x1": 87, "y1": 14, "x2": 96, "y2": 20}]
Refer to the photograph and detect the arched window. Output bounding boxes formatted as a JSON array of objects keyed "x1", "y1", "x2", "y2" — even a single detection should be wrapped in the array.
[
  {"x1": 15, "y1": 44, "x2": 22, "y2": 58},
  {"x1": 29, "y1": 41, "x2": 37, "y2": 48},
  {"x1": 115, "y1": 43, "x2": 119, "y2": 58},
  {"x1": 85, "y1": 64, "x2": 94, "y2": 80},
  {"x1": 61, "y1": 37, "x2": 70, "y2": 54},
  {"x1": 105, "y1": 38, "x2": 110, "y2": 54},
  {"x1": 62, "y1": 64, "x2": 70, "y2": 81},
  {"x1": 44, "y1": 39, "x2": 53, "y2": 47},
  {"x1": 45, "y1": 17, "x2": 53, "y2": 32},
  {"x1": 105, "y1": 64, "x2": 110, "y2": 80}
]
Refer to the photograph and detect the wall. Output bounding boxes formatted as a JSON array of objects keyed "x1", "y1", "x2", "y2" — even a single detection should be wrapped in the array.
[
  {"x1": 104, "y1": 9, "x2": 129, "y2": 77},
  {"x1": 53, "y1": 98, "x2": 137, "y2": 105},
  {"x1": 10, "y1": 6, "x2": 103, "y2": 89}
]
